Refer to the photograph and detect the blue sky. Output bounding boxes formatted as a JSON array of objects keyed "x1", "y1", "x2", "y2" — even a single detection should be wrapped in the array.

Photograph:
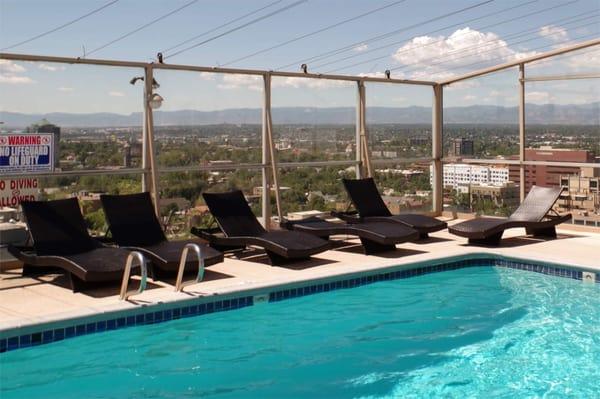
[{"x1": 0, "y1": 0, "x2": 598, "y2": 114}]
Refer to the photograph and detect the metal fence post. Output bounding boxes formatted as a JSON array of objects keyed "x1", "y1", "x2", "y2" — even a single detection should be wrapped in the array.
[
  {"x1": 432, "y1": 84, "x2": 443, "y2": 215},
  {"x1": 144, "y1": 66, "x2": 160, "y2": 217},
  {"x1": 358, "y1": 80, "x2": 372, "y2": 177},
  {"x1": 355, "y1": 81, "x2": 362, "y2": 178},
  {"x1": 262, "y1": 73, "x2": 283, "y2": 228},
  {"x1": 519, "y1": 63, "x2": 526, "y2": 202}
]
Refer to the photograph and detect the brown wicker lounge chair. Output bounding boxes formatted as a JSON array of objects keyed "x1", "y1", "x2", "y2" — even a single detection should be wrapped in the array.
[
  {"x1": 282, "y1": 216, "x2": 419, "y2": 254},
  {"x1": 100, "y1": 192, "x2": 223, "y2": 278},
  {"x1": 7, "y1": 198, "x2": 141, "y2": 292},
  {"x1": 340, "y1": 178, "x2": 447, "y2": 238},
  {"x1": 448, "y1": 186, "x2": 571, "y2": 245},
  {"x1": 192, "y1": 190, "x2": 330, "y2": 265}
]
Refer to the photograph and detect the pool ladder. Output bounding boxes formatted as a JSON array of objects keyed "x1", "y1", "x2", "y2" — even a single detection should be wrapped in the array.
[
  {"x1": 175, "y1": 243, "x2": 205, "y2": 292},
  {"x1": 119, "y1": 251, "x2": 147, "y2": 300}
]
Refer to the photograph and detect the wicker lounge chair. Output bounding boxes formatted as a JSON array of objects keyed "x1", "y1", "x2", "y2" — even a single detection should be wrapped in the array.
[
  {"x1": 448, "y1": 186, "x2": 571, "y2": 245},
  {"x1": 282, "y1": 216, "x2": 419, "y2": 254},
  {"x1": 8, "y1": 198, "x2": 141, "y2": 292},
  {"x1": 340, "y1": 178, "x2": 447, "y2": 238},
  {"x1": 100, "y1": 192, "x2": 223, "y2": 278},
  {"x1": 192, "y1": 190, "x2": 330, "y2": 265}
]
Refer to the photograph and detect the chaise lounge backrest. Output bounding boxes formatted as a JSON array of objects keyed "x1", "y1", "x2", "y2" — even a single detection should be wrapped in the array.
[
  {"x1": 21, "y1": 198, "x2": 97, "y2": 256},
  {"x1": 342, "y1": 178, "x2": 392, "y2": 217},
  {"x1": 508, "y1": 186, "x2": 563, "y2": 222},
  {"x1": 100, "y1": 192, "x2": 167, "y2": 247},
  {"x1": 202, "y1": 190, "x2": 266, "y2": 237}
]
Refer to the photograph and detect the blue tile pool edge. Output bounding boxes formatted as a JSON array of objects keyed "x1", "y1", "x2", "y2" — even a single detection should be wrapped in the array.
[{"x1": 1, "y1": 254, "x2": 598, "y2": 353}]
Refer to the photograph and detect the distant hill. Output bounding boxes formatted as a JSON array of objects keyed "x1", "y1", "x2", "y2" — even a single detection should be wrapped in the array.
[{"x1": 1, "y1": 103, "x2": 598, "y2": 128}]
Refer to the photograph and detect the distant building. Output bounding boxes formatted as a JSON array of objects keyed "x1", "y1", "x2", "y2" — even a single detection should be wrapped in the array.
[
  {"x1": 470, "y1": 183, "x2": 519, "y2": 208},
  {"x1": 27, "y1": 119, "x2": 60, "y2": 167},
  {"x1": 450, "y1": 138, "x2": 474, "y2": 156},
  {"x1": 509, "y1": 147, "x2": 596, "y2": 192},
  {"x1": 435, "y1": 163, "x2": 510, "y2": 189},
  {"x1": 557, "y1": 167, "x2": 600, "y2": 216},
  {"x1": 410, "y1": 137, "x2": 430, "y2": 146}
]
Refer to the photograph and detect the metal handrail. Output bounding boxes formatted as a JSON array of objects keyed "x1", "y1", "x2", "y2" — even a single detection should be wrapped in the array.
[
  {"x1": 119, "y1": 251, "x2": 147, "y2": 300},
  {"x1": 175, "y1": 243, "x2": 205, "y2": 292}
]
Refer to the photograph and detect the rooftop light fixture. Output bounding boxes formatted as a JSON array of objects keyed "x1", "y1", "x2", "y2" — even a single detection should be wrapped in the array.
[
  {"x1": 385, "y1": 70, "x2": 391, "y2": 79},
  {"x1": 148, "y1": 93, "x2": 164, "y2": 109},
  {"x1": 301, "y1": 63, "x2": 308, "y2": 73}
]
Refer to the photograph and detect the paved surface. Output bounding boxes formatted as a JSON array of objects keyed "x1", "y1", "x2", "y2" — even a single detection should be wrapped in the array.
[{"x1": 1, "y1": 219, "x2": 598, "y2": 331}]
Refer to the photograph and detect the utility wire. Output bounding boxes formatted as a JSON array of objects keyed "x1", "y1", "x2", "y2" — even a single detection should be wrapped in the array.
[
  {"x1": 276, "y1": 0, "x2": 495, "y2": 70},
  {"x1": 326, "y1": 0, "x2": 579, "y2": 72},
  {"x1": 220, "y1": 0, "x2": 408, "y2": 67},
  {"x1": 1, "y1": 0, "x2": 120, "y2": 51},
  {"x1": 86, "y1": 0, "x2": 199, "y2": 57},
  {"x1": 161, "y1": 0, "x2": 285, "y2": 54},
  {"x1": 316, "y1": 0, "x2": 539, "y2": 71},
  {"x1": 164, "y1": 0, "x2": 308, "y2": 60},
  {"x1": 391, "y1": 13, "x2": 599, "y2": 75}
]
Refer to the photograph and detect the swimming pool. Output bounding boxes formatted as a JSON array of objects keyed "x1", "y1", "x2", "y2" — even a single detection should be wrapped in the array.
[{"x1": 1, "y1": 265, "x2": 599, "y2": 398}]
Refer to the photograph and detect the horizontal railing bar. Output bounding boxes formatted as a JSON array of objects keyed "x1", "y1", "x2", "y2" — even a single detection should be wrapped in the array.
[
  {"x1": 0, "y1": 52, "x2": 435, "y2": 85},
  {"x1": 449, "y1": 158, "x2": 600, "y2": 168},
  {"x1": 159, "y1": 163, "x2": 265, "y2": 173},
  {"x1": 278, "y1": 160, "x2": 359, "y2": 168},
  {"x1": 372, "y1": 158, "x2": 433, "y2": 165},
  {"x1": 1, "y1": 168, "x2": 145, "y2": 178},
  {"x1": 524, "y1": 73, "x2": 600, "y2": 82},
  {"x1": 440, "y1": 38, "x2": 600, "y2": 85}
]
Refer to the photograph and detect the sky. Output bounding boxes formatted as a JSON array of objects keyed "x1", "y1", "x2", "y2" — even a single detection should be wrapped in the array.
[{"x1": 0, "y1": 0, "x2": 599, "y2": 115}]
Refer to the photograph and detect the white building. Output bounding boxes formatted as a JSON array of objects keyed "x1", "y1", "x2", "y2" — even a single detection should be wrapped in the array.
[{"x1": 430, "y1": 163, "x2": 510, "y2": 189}]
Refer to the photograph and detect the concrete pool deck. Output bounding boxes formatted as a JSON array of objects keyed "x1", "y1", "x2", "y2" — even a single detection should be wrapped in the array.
[{"x1": 1, "y1": 219, "x2": 598, "y2": 333}]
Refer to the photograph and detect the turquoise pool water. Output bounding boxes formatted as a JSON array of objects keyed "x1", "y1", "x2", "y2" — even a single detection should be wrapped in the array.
[{"x1": 1, "y1": 266, "x2": 599, "y2": 398}]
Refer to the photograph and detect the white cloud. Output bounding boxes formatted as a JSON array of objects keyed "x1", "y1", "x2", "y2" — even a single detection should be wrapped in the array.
[
  {"x1": 38, "y1": 63, "x2": 66, "y2": 72},
  {"x1": 539, "y1": 25, "x2": 568, "y2": 43},
  {"x1": 525, "y1": 91, "x2": 556, "y2": 103},
  {"x1": 108, "y1": 91, "x2": 125, "y2": 97},
  {"x1": 392, "y1": 28, "x2": 538, "y2": 80},
  {"x1": 217, "y1": 74, "x2": 262, "y2": 91},
  {"x1": 463, "y1": 94, "x2": 476, "y2": 101},
  {"x1": 58, "y1": 87, "x2": 74, "y2": 92},
  {"x1": 0, "y1": 74, "x2": 34, "y2": 84},
  {"x1": 354, "y1": 43, "x2": 368, "y2": 52},
  {"x1": 0, "y1": 60, "x2": 25, "y2": 73},
  {"x1": 198, "y1": 71, "x2": 216, "y2": 80}
]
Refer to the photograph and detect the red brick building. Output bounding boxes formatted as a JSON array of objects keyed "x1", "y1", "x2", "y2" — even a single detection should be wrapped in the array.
[{"x1": 509, "y1": 148, "x2": 595, "y2": 192}]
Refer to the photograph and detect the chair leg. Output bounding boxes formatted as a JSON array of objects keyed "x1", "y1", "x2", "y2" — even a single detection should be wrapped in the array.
[
  {"x1": 526, "y1": 226, "x2": 557, "y2": 238},
  {"x1": 468, "y1": 231, "x2": 503, "y2": 246},
  {"x1": 359, "y1": 238, "x2": 396, "y2": 255},
  {"x1": 68, "y1": 273, "x2": 86, "y2": 293},
  {"x1": 418, "y1": 232, "x2": 429, "y2": 240}
]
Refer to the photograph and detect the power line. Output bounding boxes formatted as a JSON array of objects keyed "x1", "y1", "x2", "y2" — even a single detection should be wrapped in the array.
[
  {"x1": 315, "y1": 0, "x2": 539, "y2": 71},
  {"x1": 220, "y1": 0, "x2": 409, "y2": 67},
  {"x1": 391, "y1": 13, "x2": 599, "y2": 75},
  {"x1": 1, "y1": 0, "x2": 120, "y2": 51},
  {"x1": 86, "y1": 0, "x2": 199, "y2": 57},
  {"x1": 164, "y1": 0, "x2": 308, "y2": 60},
  {"x1": 275, "y1": 0, "x2": 495, "y2": 70},
  {"x1": 161, "y1": 0, "x2": 285, "y2": 54},
  {"x1": 329, "y1": 1, "x2": 585, "y2": 74}
]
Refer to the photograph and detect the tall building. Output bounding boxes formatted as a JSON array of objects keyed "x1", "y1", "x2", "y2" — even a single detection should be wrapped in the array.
[
  {"x1": 556, "y1": 167, "x2": 600, "y2": 216},
  {"x1": 508, "y1": 147, "x2": 595, "y2": 192},
  {"x1": 27, "y1": 119, "x2": 60, "y2": 168},
  {"x1": 450, "y1": 138, "x2": 474, "y2": 156}
]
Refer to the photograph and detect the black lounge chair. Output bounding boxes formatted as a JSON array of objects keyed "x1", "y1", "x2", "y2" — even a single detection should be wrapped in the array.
[
  {"x1": 282, "y1": 216, "x2": 419, "y2": 254},
  {"x1": 339, "y1": 178, "x2": 447, "y2": 238},
  {"x1": 448, "y1": 186, "x2": 571, "y2": 245},
  {"x1": 100, "y1": 192, "x2": 223, "y2": 278},
  {"x1": 7, "y1": 198, "x2": 139, "y2": 292},
  {"x1": 192, "y1": 190, "x2": 330, "y2": 265}
]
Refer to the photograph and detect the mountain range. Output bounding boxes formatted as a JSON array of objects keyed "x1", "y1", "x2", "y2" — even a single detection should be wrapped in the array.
[{"x1": 1, "y1": 103, "x2": 598, "y2": 128}]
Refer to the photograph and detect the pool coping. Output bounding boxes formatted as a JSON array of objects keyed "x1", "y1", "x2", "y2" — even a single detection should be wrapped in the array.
[{"x1": 1, "y1": 252, "x2": 599, "y2": 353}]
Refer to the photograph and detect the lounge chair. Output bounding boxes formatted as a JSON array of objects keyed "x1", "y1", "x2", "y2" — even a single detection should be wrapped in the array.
[
  {"x1": 448, "y1": 186, "x2": 571, "y2": 245},
  {"x1": 192, "y1": 190, "x2": 330, "y2": 265},
  {"x1": 7, "y1": 198, "x2": 141, "y2": 292},
  {"x1": 100, "y1": 192, "x2": 223, "y2": 278},
  {"x1": 340, "y1": 178, "x2": 447, "y2": 238},
  {"x1": 282, "y1": 216, "x2": 419, "y2": 254}
]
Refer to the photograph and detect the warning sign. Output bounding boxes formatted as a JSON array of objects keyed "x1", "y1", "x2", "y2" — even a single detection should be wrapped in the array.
[
  {"x1": 0, "y1": 133, "x2": 54, "y2": 174},
  {"x1": 0, "y1": 178, "x2": 39, "y2": 207}
]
